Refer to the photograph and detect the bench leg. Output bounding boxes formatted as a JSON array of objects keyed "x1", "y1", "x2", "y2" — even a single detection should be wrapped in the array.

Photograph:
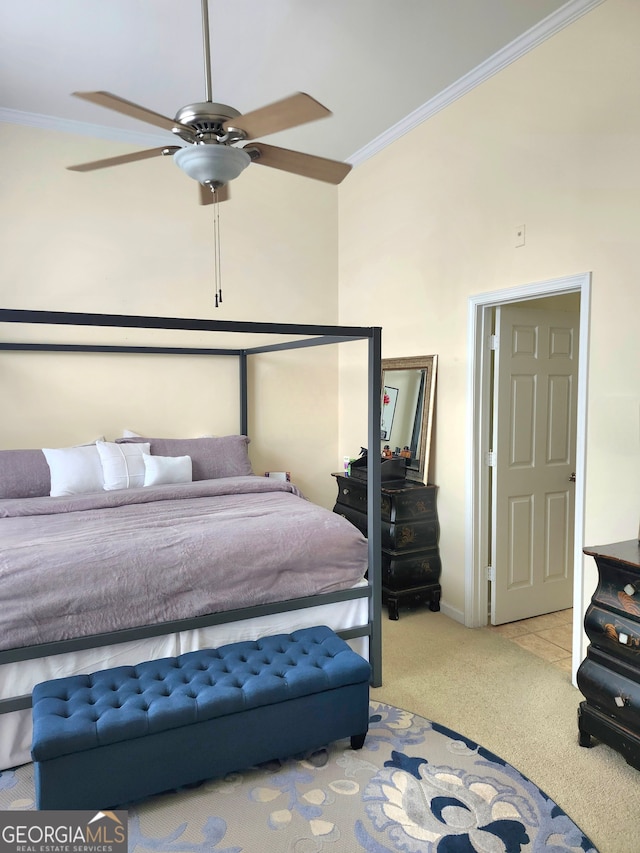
[{"x1": 350, "y1": 733, "x2": 366, "y2": 750}]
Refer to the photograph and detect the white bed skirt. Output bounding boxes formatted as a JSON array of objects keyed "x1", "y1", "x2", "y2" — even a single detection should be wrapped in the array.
[{"x1": 0, "y1": 582, "x2": 370, "y2": 770}]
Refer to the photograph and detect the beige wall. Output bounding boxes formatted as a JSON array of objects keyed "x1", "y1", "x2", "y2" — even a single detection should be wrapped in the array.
[
  {"x1": 0, "y1": 123, "x2": 344, "y2": 506},
  {"x1": 338, "y1": 0, "x2": 640, "y2": 624}
]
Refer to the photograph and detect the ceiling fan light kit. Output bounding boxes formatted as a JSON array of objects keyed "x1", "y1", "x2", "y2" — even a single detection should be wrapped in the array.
[{"x1": 174, "y1": 145, "x2": 251, "y2": 186}]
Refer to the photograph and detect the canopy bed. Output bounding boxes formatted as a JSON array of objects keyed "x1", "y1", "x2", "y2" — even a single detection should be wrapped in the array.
[{"x1": 0, "y1": 308, "x2": 383, "y2": 770}]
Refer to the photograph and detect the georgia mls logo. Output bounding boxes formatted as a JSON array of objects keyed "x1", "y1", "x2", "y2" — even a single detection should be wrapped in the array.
[
  {"x1": 86, "y1": 811, "x2": 126, "y2": 843},
  {"x1": 0, "y1": 810, "x2": 127, "y2": 853}
]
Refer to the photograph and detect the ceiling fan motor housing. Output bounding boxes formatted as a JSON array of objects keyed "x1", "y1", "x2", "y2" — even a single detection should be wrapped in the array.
[{"x1": 173, "y1": 102, "x2": 245, "y2": 142}]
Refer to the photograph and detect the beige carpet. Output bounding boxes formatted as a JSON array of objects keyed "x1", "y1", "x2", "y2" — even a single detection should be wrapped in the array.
[{"x1": 372, "y1": 610, "x2": 640, "y2": 853}]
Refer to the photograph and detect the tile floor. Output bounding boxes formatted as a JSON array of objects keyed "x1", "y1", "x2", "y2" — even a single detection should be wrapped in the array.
[{"x1": 487, "y1": 608, "x2": 574, "y2": 673}]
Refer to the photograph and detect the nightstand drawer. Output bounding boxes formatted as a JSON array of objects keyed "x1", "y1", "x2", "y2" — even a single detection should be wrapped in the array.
[
  {"x1": 382, "y1": 549, "x2": 441, "y2": 590},
  {"x1": 333, "y1": 504, "x2": 439, "y2": 552},
  {"x1": 333, "y1": 475, "x2": 437, "y2": 521}
]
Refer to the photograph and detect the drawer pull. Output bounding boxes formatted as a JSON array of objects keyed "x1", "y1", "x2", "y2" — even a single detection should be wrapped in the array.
[
  {"x1": 342, "y1": 488, "x2": 350, "y2": 496},
  {"x1": 614, "y1": 695, "x2": 629, "y2": 708},
  {"x1": 619, "y1": 632, "x2": 629, "y2": 645},
  {"x1": 624, "y1": 582, "x2": 639, "y2": 596}
]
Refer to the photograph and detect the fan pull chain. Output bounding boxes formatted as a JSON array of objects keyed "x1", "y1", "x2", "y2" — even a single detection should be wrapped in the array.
[{"x1": 213, "y1": 188, "x2": 223, "y2": 308}]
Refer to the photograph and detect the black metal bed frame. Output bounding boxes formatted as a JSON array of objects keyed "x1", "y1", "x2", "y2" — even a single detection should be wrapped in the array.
[{"x1": 0, "y1": 309, "x2": 383, "y2": 711}]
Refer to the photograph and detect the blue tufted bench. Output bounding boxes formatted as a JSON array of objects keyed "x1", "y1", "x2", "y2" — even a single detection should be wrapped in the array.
[{"x1": 31, "y1": 625, "x2": 371, "y2": 810}]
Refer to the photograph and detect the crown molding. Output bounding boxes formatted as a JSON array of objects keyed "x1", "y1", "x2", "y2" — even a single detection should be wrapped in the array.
[
  {"x1": 348, "y1": 0, "x2": 606, "y2": 166},
  {"x1": 0, "y1": 107, "x2": 171, "y2": 148}
]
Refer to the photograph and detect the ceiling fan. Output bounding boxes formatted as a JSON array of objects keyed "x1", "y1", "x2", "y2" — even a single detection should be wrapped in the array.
[{"x1": 67, "y1": 0, "x2": 352, "y2": 205}]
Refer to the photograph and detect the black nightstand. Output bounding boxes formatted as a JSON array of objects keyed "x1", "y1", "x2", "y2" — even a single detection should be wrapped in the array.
[{"x1": 332, "y1": 474, "x2": 441, "y2": 620}]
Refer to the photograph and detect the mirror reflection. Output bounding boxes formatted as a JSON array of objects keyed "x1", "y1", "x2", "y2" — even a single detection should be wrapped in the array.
[{"x1": 381, "y1": 355, "x2": 437, "y2": 483}]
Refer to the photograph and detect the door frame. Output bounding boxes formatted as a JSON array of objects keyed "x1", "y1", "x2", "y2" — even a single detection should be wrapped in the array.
[{"x1": 465, "y1": 272, "x2": 591, "y2": 681}]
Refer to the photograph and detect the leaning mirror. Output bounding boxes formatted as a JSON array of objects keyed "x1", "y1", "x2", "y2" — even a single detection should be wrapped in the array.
[{"x1": 380, "y1": 355, "x2": 437, "y2": 483}]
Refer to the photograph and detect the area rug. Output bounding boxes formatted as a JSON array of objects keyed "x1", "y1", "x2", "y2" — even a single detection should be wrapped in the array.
[{"x1": 0, "y1": 701, "x2": 598, "y2": 852}]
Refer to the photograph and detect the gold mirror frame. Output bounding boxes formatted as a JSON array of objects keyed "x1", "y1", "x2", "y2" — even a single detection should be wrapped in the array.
[{"x1": 381, "y1": 354, "x2": 437, "y2": 483}]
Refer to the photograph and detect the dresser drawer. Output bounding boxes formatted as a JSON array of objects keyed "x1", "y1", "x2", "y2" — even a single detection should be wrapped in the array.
[
  {"x1": 591, "y1": 562, "x2": 640, "y2": 619},
  {"x1": 334, "y1": 504, "x2": 439, "y2": 552},
  {"x1": 333, "y1": 503, "x2": 368, "y2": 536},
  {"x1": 584, "y1": 604, "x2": 640, "y2": 667},
  {"x1": 381, "y1": 485, "x2": 437, "y2": 521},
  {"x1": 382, "y1": 549, "x2": 441, "y2": 590},
  {"x1": 333, "y1": 479, "x2": 369, "y2": 515},
  {"x1": 577, "y1": 654, "x2": 640, "y2": 731},
  {"x1": 333, "y1": 475, "x2": 437, "y2": 522}
]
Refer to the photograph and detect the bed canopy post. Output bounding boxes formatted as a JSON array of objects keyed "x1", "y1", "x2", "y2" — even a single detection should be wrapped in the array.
[
  {"x1": 368, "y1": 328, "x2": 383, "y2": 687},
  {"x1": 239, "y1": 351, "x2": 248, "y2": 436}
]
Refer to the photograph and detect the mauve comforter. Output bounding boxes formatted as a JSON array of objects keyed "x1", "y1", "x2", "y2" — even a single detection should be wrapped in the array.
[{"x1": 0, "y1": 476, "x2": 368, "y2": 652}]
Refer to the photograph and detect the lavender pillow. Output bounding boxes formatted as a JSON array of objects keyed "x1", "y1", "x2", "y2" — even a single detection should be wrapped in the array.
[
  {"x1": 116, "y1": 435, "x2": 252, "y2": 481},
  {"x1": 0, "y1": 449, "x2": 51, "y2": 499}
]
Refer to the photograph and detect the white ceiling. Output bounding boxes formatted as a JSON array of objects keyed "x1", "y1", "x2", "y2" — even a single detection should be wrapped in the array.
[{"x1": 0, "y1": 0, "x2": 603, "y2": 167}]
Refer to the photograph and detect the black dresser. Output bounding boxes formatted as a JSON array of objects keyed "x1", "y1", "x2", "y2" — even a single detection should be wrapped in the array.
[
  {"x1": 332, "y1": 474, "x2": 441, "y2": 620},
  {"x1": 577, "y1": 540, "x2": 640, "y2": 770}
]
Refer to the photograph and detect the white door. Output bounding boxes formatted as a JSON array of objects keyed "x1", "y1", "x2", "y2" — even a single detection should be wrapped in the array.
[{"x1": 490, "y1": 303, "x2": 579, "y2": 625}]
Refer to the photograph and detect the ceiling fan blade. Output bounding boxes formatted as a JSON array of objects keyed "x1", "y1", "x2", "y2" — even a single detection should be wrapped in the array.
[
  {"x1": 245, "y1": 142, "x2": 352, "y2": 185},
  {"x1": 73, "y1": 91, "x2": 193, "y2": 135},
  {"x1": 67, "y1": 146, "x2": 181, "y2": 172},
  {"x1": 225, "y1": 93, "x2": 330, "y2": 141},
  {"x1": 199, "y1": 182, "x2": 230, "y2": 205}
]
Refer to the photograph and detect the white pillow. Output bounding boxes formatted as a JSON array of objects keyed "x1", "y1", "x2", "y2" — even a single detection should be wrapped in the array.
[
  {"x1": 143, "y1": 453, "x2": 192, "y2": 487},
  {"x1": 42, "y1": 444, "x2": 105, "y2": 497},
  {"x1": 96, "y1": 441, "x2": 150, "y2": 490}
]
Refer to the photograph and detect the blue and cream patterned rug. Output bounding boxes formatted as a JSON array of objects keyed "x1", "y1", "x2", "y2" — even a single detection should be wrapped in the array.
[{"x1": 0, "y1": 701, "x2": 598, "y2": 852}]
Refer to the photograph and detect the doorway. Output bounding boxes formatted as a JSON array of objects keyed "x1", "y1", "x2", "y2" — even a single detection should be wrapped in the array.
[
  {"x1": 465, "y1": 273, "x2": 591, "y2": 682},
  {"x1": 490, "y1": 298, "x2": 579, "y2": 624}
]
